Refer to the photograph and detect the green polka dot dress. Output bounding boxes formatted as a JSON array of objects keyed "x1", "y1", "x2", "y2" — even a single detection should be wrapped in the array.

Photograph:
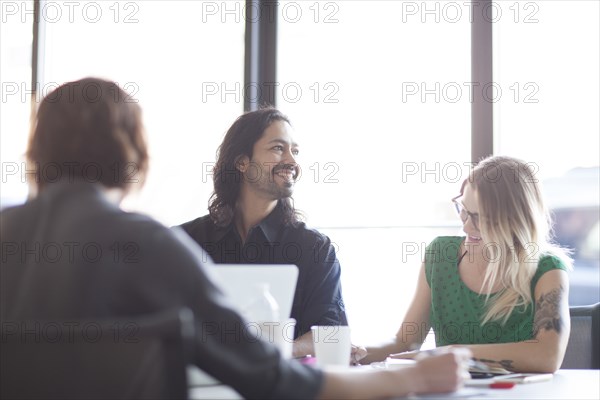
[{"x1": 425, "y1": 236, "x2": 567, "y2": 346}]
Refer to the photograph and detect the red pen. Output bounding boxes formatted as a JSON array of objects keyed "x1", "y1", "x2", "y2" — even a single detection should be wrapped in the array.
[{"x1": 489, "y1": 382, "x2": 516, "y2": 389}]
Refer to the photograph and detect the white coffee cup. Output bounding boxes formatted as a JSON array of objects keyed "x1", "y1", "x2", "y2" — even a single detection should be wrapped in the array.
[{"x1": 311, "y1": 326, "x2": 352, "y2": 368}]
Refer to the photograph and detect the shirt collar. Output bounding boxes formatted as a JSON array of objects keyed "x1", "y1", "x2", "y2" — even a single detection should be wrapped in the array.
[
  {"x1": 211, "y1": 222, "x2": 235, "y2": 243},
  {"x1": 212, "y1": 201, "x2": 284, "y2": 244},
  {"x1": 257, "y1": 202, "x2": 284, "y2": 244}
]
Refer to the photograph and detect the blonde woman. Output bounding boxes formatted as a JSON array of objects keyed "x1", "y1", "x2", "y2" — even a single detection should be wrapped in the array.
[{"x1": 360, "y1": 156, "x2": 572, "y2": 373}]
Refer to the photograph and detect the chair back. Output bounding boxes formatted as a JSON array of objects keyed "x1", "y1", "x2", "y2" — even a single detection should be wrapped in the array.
[
  {"x1": 1, "y1": 308, "x2": 195, "y2": 399},
  {"x1": 561, "y1": 303, "x2": 600, "y2": 369}
]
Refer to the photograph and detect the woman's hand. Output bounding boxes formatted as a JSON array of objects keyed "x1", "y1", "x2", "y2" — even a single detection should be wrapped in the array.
[{"x1": 350, "y1": 344, "x2": 368, "y2": 365}]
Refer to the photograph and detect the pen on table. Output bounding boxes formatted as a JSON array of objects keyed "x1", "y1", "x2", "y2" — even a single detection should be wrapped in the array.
[
  {"x1": 489, "y1": 382, "x2": 516, "y2": 389},
  {"x1": 466, "y1": 380, "x2": 516, "y2": 389}
]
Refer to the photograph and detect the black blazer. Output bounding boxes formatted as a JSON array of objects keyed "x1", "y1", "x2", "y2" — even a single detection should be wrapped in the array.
[{"x1": 1, "y1": 181, "x2": 322, "y2": 399}]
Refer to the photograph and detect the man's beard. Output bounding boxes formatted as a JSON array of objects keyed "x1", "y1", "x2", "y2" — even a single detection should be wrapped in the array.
[{"x1": 245, "y1": 162, "x2": 297, "y2": 199}]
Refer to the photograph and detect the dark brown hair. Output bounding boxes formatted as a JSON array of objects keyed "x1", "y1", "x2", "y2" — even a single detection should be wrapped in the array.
[
  {"x1": 208, "y1": 107, "x2": 301, "y2": 226},
  {"x1": 27, "y1": 77, "x2": 148, "y2": 191}
]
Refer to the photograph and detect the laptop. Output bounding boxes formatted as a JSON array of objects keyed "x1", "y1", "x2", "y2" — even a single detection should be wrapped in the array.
[
  {"x1": 208, "y1": 264, "x2": 299, "y2": 321},
  {"x1": 188, "y1": 264, "x2": 299, "y2": 387}
]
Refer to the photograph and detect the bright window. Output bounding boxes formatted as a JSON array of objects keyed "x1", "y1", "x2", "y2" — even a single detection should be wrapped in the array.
[
  {"x1": 278, "y1": 1, "x2": 471, "y2": 343},
  {"x1": 494, "y1": 0, "x2": 600, "y2": 306},
  {"x1": 38, "y1": 0, "x2": 246, "y2": 225},
  {"x1": 1, "y1": 0, "x2": 34, "y2": 209}
]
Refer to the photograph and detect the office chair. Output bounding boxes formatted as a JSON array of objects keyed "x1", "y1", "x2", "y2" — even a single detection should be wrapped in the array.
[
  {"x1": 1, "y1": 308, "x2": 196, "y2": 399},
  {"x1": 561, "y1": 302, "x2": 600, "y2": 369}
]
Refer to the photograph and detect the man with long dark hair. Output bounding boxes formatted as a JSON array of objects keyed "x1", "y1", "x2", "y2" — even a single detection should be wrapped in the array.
[{"x1": 179, "y1": 108, "x2": 347, "y2": 356}]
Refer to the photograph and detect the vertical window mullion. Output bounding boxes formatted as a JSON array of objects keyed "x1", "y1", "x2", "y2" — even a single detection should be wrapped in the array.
[
  {"x1": 244, "y1": 0, "x2": 278, "y2": 111},
  {"x1": 31, "y1": 0, "x2": 45, "y2": 108},
  {"x1": 471, "y1": 0, "x2": 494, "y2": 163}
]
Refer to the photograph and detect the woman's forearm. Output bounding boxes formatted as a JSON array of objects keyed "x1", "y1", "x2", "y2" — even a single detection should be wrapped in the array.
[
  {"x1": 456, "y1": 341, "x2": 564, "y2": 373},
  {"x1": 361, "y1": 337, "x2": 415, "y2": 364}
]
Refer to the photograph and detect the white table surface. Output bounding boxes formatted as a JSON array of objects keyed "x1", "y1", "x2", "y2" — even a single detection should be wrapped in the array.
[{"x1": 189, "y1": 368, "x2": 600, "y2": 400}]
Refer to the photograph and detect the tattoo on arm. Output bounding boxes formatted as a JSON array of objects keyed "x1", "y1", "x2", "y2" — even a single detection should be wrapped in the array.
[
  {"x1": 473, "y1": 357, "x2": 515, "y2": 371},
  {"x1": 532, "y1": 286, "x2": 565, "y2": 338}
]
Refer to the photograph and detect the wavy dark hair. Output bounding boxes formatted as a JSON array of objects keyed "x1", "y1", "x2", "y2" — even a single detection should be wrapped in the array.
[{"x1": 208, "y1": 107, "x2": 301, "y2": 227}]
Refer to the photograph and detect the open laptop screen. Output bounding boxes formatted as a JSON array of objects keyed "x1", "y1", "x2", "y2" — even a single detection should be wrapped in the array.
[{"x1": 209, "y1": 264, "x2": 298, "y2": 321}]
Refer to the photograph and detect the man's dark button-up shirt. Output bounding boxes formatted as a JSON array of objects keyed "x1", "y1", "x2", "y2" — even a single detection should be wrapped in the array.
[{"x1": 179, "y1": 203, "x2": 348, "y2": 338}]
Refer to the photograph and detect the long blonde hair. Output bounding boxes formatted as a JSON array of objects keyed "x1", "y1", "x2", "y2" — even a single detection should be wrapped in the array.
[{"x1": 467, "y1": 156, "x2": 572, "y2": 325}]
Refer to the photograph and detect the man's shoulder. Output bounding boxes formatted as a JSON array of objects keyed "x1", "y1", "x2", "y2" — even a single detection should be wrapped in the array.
[
  {"x1": 284, "y1": 222, "x2": 332, "y2": 248},
  {"x1": 177, "y1": 214, "x2": 218, "y2": 241},
  {"x1": 178, "y1": 214, "x2": 213, "y2": 231}
]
